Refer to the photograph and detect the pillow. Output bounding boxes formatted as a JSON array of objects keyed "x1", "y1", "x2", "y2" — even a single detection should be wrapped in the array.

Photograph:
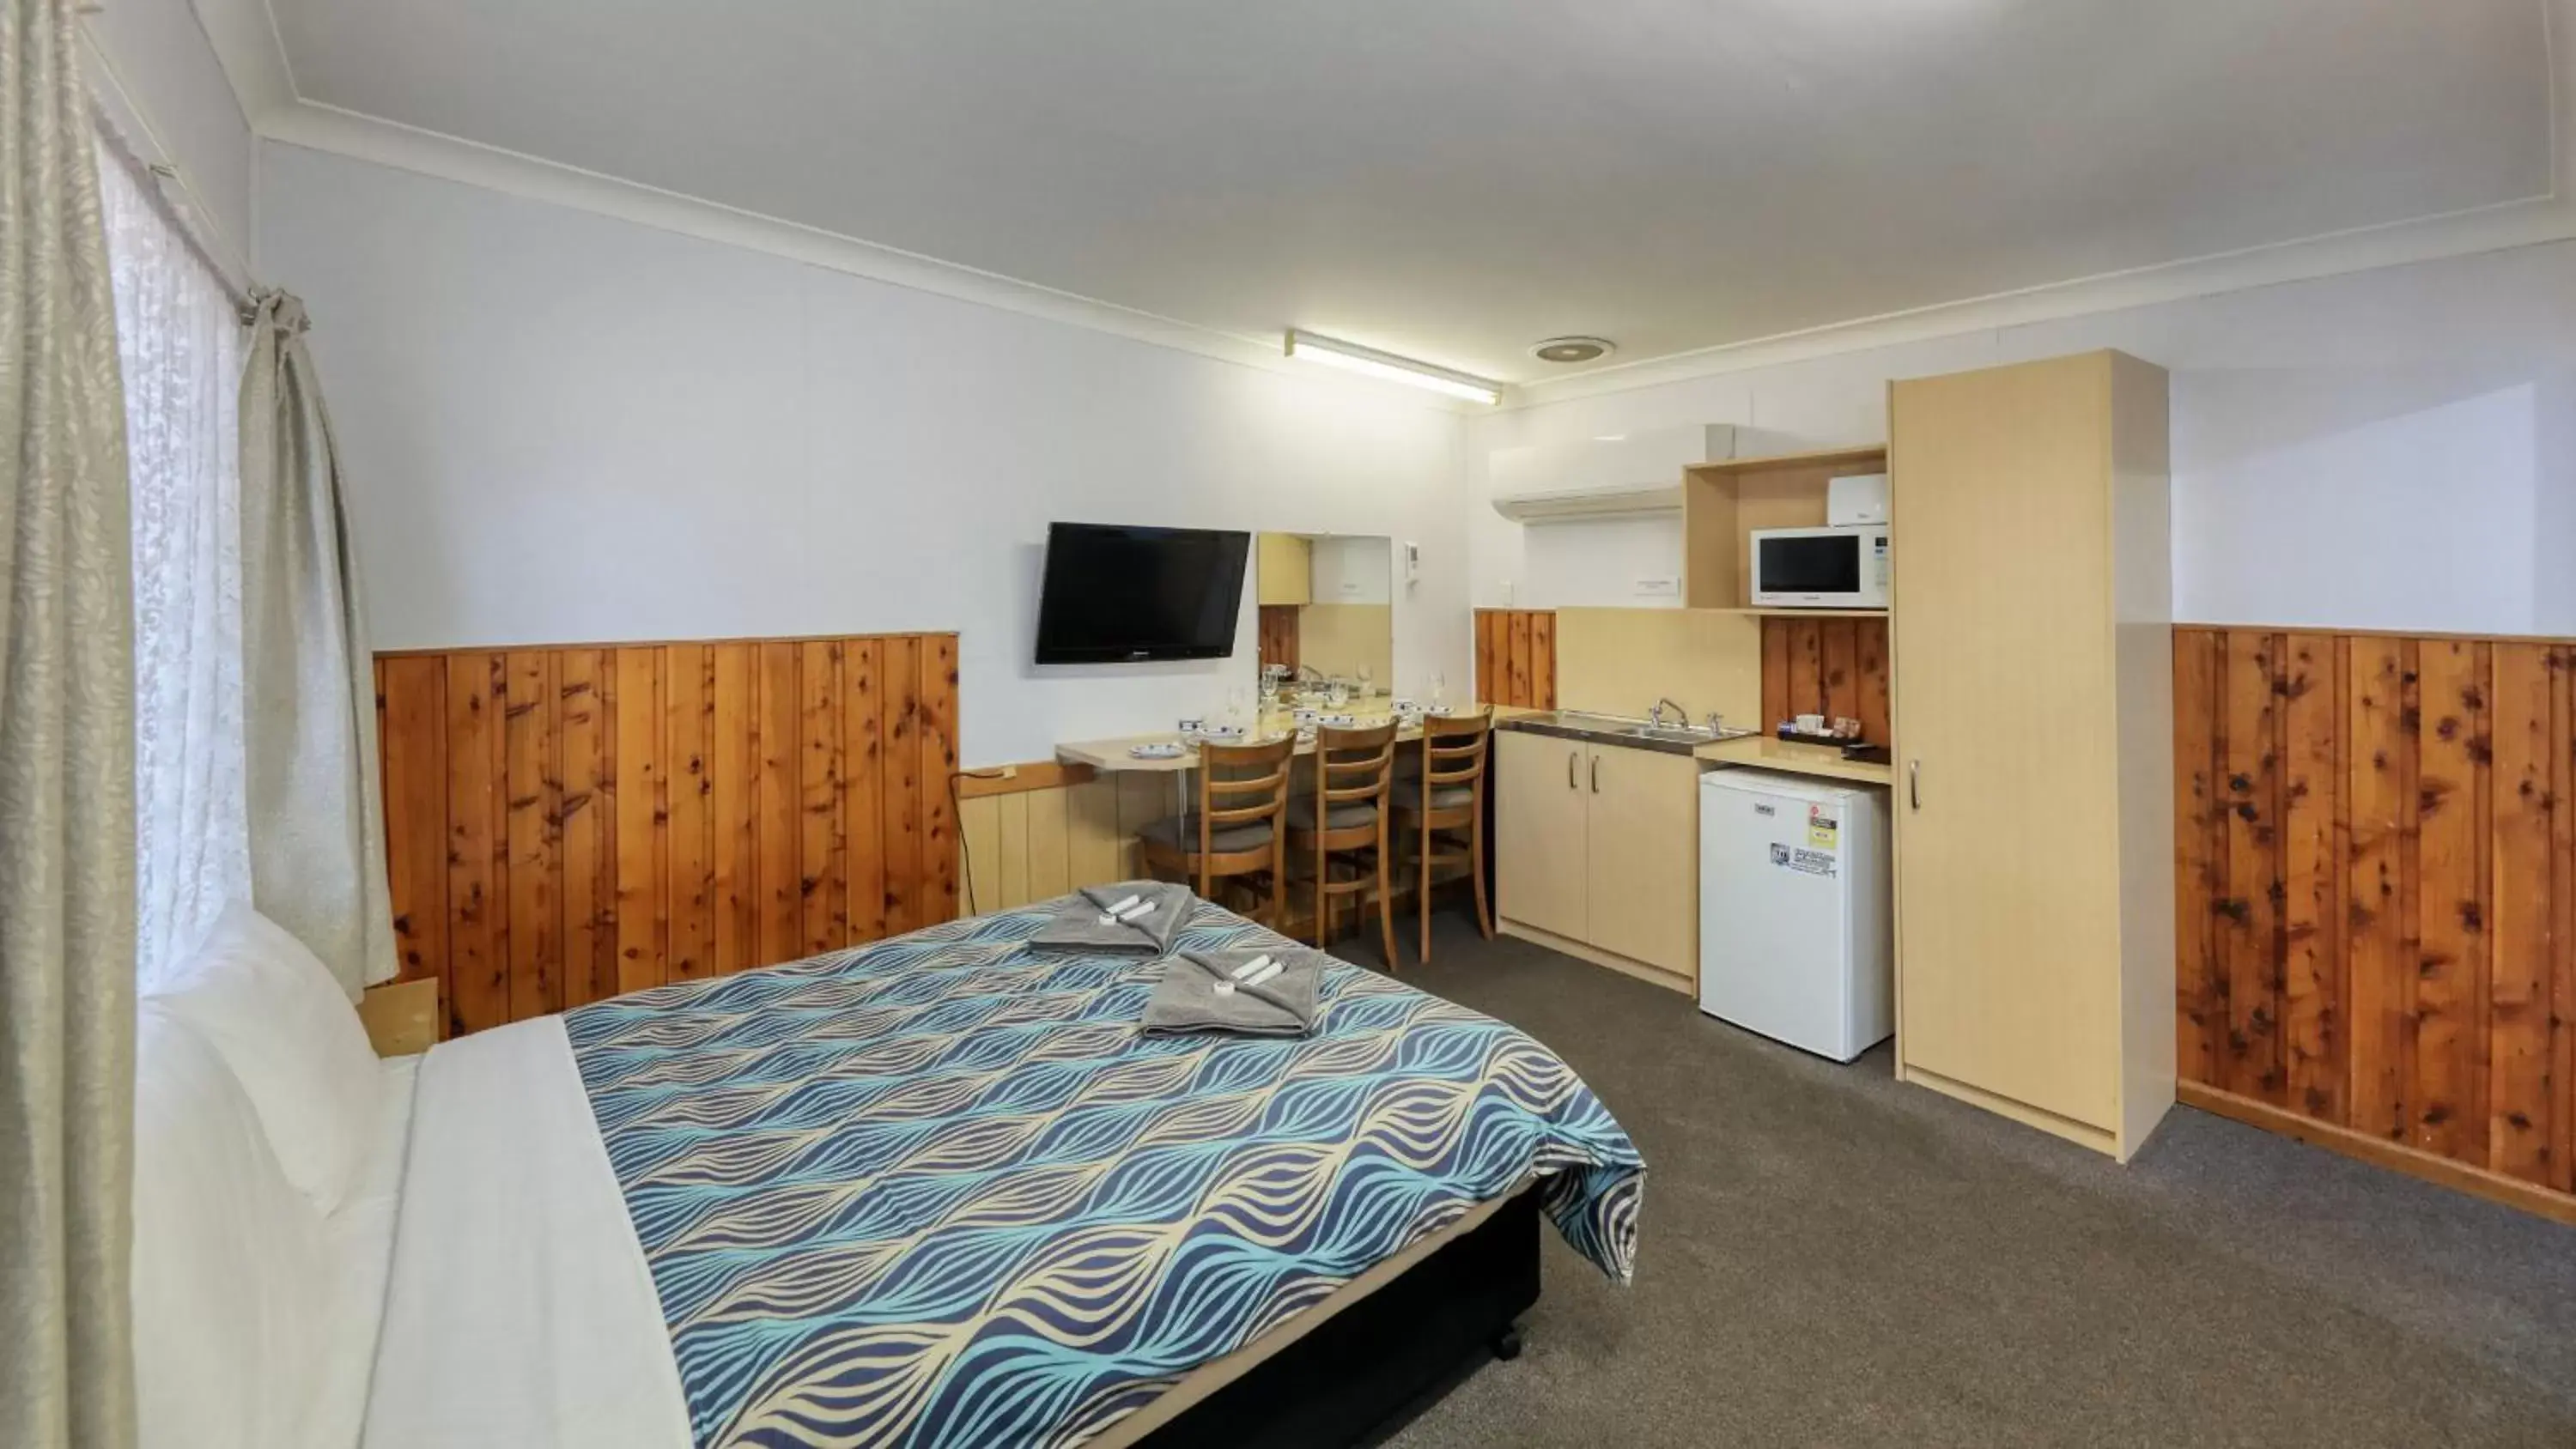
[
  {"x1": 144, "y1": 900, "x2": 381, "y2": 1212},
  {"x1": 131, "y1": 1004, "x2": 336, "y2": 1449}
]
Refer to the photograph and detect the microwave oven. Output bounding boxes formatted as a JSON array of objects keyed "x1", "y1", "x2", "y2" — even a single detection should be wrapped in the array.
[{"x1": 1750, "y1": 524, "x2": 1889, "y2": 608}]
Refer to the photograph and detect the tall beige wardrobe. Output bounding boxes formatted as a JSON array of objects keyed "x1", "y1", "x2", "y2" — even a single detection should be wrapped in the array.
[{"x1": 1889, "y1": 350, "x2": 2175, "y2": 1161}]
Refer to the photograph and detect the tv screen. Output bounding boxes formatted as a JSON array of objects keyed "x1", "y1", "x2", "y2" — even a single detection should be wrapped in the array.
[{"x1": 1034, "y1": 523, "x2": 1250, "y2": 664}]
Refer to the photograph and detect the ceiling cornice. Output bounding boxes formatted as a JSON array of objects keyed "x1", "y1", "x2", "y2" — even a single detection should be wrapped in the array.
[{"x1": 198, "y1": 0, "x2": 2576, "y2": 415}]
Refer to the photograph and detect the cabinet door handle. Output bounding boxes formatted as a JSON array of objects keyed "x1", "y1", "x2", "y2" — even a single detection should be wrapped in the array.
[
  {"x1": 1590, "y1": 755, "x2": 1601, "y2": 794},
  {"x1": 1908, "y1": 759, "x2": 1921, "y2": 811},
  {"x1": 1567, "y1": 750, "x2": 1578, "y2": 789}
]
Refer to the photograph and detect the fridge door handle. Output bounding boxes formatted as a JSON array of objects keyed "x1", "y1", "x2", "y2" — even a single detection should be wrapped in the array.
[{"x1": 1908, "y1": 759, "x2": 1921, "y2": 811}]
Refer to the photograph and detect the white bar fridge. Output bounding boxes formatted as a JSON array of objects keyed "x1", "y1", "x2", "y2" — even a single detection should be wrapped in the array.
[{"x1": 1697, "y1": 768, "x2": 1893, "y2": 1062}]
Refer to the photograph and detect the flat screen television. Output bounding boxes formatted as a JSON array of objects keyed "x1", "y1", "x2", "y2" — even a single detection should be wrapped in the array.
[{"x1": 1033, "y1": 523, "x2": 1250, "y2": 664}]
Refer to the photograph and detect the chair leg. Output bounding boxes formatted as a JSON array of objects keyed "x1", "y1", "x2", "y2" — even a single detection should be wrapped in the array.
[
  {"x1": 1376, "y1": 820, "x2": 1396, "y2": 972},
  {"x1": 1419, "y1": 819, "x2": 1434, "y2": 965},
  {"x1": 1470, "y1": 811, "x2": 1494, "y2": 938}
]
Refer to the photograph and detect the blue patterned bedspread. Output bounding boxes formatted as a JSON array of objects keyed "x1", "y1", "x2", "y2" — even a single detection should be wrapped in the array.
[{"x1": 563, "y1": 899, "x2": 1645, "y2": 1448}]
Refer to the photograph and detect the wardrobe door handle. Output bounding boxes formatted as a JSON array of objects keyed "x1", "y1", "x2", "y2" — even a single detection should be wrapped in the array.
[
  {"x1": 1590, "y1": 755, "x2": 1601, "y2": 794},
  {"x1": 1908, "y1": 759, "x2": 1921, "y2": 811}
]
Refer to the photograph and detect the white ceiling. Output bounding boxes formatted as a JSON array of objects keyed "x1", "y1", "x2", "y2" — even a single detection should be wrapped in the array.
[{"x1": 261, "y1": 0, "x2": 2557, "y2": 383}]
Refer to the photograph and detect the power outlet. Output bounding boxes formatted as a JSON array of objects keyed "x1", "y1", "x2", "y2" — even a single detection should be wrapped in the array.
[{"x1": 1633, "y1": 576, "x2": 1680, "y2": 598}]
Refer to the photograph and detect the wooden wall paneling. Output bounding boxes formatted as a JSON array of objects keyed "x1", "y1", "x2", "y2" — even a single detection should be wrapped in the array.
[
  {"x1": 1475, "y1": 611, "x2": 1500, "y2": 706},
  {"x1": 1115, "y1": 770, "x2": 1170, "y2": 878},
  {"x1": 2412, "y1": 639, "x2": 2490, "y2": 1162},
  {"x1": 709, "y1": 643, "x2": 761, "y2": 974},
  {"x1": 378, "y1": 657, "x2": 447, "y2": 985},
  {"x1": 755, "y1": 642, "x2": 803, "y2": 969},
  {"x1": 443, "y1": 654, "x2": 507, "y2": 1036},
  {"x1": 380, "y1": 632, "x2": 953, "y2": 1034},
  {"x1": 1258, "y1": 605, "x2": 1300, "y2": 675},
  {"x1": 921, "y1": 634, "x2": 961, "y2": 925},
  {"x1": 1528, "y1": 613, "x2": 1557, "y2": 711},
  {"x1": 1066, "y1": 776, "x2": 1126, "y2": 888},
  {"x1": 2218, "y1": 630, "x2": 2283, "y2": 1101},
  {"x1": 842, "y1": 639, "x2": 886, "y2": 944},
  {"x1": 664, "y1": 645, "x2": 716, "y2": 982},
  {"x1": 2278, "y1": 634, "x2": 2343, "y2": 1120},
  {"x1": 2172, "y1": 629, "x2": 2226, "y2": 1088},
  {"x1": 2415, "y1": 641, "x2": 2492, "y2": 1157},
  {"x1": 1024, "y1": 785, "x2": 1072, "y2": 901},
  {"x1": 2346, "y1": 635, "x2": 2415, "y2": 1142},
  {"x1": 993, "y1": 791, "x2": 1031, "y2": 908},
  {"x1": 1759, "y1": 620, "x2": 1789, "y2": 730},
  {"x1": 2557, "y1": 649, "x2": 2576, "y2": 1196},
  {"x1": 502, "y1": 652, "x2": 561, "y2": 1021},
  {"x1": 878, "y1": 634, "x2": 924, "y2": 936},
  {"x1": 957, "y1": 792, "x2": 1001, "y2": 915},
  {"x1": 611, "y1": 647, "x2": 666, "y2": 996},
  {"x1": 799, "y1": 641, "x2": 848, "y2": 955},
  {"x1": 2488, "y1": 642, "x2": 2561, "y2": 1185},
  {"x1": 1819, "y1": 620, "x2": 1859, "y2": 725},
  {"x1": 1856, "y1": 619, "x2": 1892, "y2": 748},
  {"x1": 1506, "y1": 613, "x2": 1534, "y2": 706},
  {"x1": 557, "y1": 649, "x2": 616, "y2": 1009},
  {"x1": 1785, "y1": 618, "x2": 1824, "y2": 723}
]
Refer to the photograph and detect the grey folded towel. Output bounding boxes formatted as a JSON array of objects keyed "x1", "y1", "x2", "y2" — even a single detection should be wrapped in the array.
[
  {"x1": 1029, "y1": 881, "x2": 1194, "y2": 955},
  {"x1": 1142, "y1": 946, "x2": 1327, "y2": 1038}
]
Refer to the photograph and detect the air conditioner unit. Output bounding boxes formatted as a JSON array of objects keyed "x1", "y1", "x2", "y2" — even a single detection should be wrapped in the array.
[{"x1": 1490, "y1": 424, "x2": 1735, "y2": 523}]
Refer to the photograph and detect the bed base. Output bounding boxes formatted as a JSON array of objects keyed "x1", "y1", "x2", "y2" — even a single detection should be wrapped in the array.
[{"x1": 1139, "y1": 1188, "x2": 1543, "y2": 1449}]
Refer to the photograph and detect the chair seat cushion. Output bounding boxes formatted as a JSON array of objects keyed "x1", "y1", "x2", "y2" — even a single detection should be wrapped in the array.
[
  {"x1": 1394, "y1": 784, "x2": 1475, "y2": 812},
  {"x1": 1287, "y1": 797, "x2": 1379, "y2": 832},
  {"x1": 1139, "y1": 813, "x2": 1274, "y2": 855}
]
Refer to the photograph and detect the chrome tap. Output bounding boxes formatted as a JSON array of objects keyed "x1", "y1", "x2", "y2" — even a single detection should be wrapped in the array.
[{"x1": 1648, "y1": 696, "x2": 1689, "y2": 728}]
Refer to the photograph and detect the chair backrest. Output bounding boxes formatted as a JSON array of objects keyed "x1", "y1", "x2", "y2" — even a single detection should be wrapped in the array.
[
  {"x1": 1315, "y1": 721, "x2": 1399, "y2": 809},
  {"x1": 1196, "y1": 736, "x2": 1296, "y2": 836},
  {"x1": 1418, "y1": 709, "x2": 1492, "y2": 804}
]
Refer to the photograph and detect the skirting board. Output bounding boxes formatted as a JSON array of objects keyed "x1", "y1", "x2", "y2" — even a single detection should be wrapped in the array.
[
  {"x1": 1497, "y1": 919, "x2": 1693, "y2": 997},
  {"x1": 2177, "y1": 1082, "x2": 2576, "y2": 1229},
  {"x1": 1899, "y1": 1060, "x2": 2125, "y2": 1161}
]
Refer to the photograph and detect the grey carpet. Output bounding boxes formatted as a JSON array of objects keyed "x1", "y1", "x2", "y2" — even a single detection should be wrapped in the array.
[{"x1": 1348, "y1": 916, "x2": 2576, "y2": 1448}]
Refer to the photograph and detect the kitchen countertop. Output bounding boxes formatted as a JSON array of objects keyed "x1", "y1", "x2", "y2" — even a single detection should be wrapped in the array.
[
  {"x1": 1693, "y1": 734, "x2": 1893, "y2": 785},
  {"x1": 1494, "y1": 710, "x2": 1736, "y2": 758}
]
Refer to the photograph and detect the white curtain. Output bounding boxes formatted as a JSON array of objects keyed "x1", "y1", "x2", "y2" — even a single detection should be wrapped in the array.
[
  {"x1": 95, "y1": 134, "x2": 249, "y2": 992},
  {"x1": 240, "y1": 291, "x2": 397, "y2": 996},
  {"x1": 2, "y1": 0, "x2": 141, "y2": 1441}
]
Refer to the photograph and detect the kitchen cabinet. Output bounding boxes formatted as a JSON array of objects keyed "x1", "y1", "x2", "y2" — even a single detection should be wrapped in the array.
[
  {"x1": 1496, "y1": 730, "x2": 1700, "y2": 991},
  {"x1": 1495, "y1": 731, "x2": 1589, "y2": 943},
  {"x1": 1255, "y1": 534, "x2": 1312, "y2": 606},
  {"x1": 1890, "y1": 349, "x2": 2172, "y2": 1161}
]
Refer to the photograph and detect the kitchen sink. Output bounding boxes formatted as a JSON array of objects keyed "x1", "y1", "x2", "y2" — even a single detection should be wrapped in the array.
[{"x1": 1500, "y1": 711, "x2": 1753, "y2": 755}]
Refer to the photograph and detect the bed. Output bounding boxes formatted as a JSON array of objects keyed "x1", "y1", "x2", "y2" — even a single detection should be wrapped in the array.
[{"x1": 136, "y1": 896, "x2": 1644, "y2": 1449}]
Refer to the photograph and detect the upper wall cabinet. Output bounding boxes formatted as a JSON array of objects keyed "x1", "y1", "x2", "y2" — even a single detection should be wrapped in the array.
[
  {"x1": 1491, "y1": 424, "x2": 1735, "y2": 523},
  {"x1": 1681, "y1": 444, "x2": 1889, "y2": 609},
  {"x1": 1255, "y1": 533, "x2": 1312, "y2": 606}
]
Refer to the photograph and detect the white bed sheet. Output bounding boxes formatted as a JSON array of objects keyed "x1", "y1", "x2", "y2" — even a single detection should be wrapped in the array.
[
  {"x1": 312, "y1": 1055, "x2": 418, "y2": 1448},
  {"x1": 361, "y1": 1016, "x2": 690, "y2": 1449}
]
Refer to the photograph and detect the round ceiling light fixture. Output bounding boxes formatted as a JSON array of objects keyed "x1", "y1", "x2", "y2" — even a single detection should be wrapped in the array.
[{"x1": 1530, "y1": 336, "x2": 1615, "y2": 365}]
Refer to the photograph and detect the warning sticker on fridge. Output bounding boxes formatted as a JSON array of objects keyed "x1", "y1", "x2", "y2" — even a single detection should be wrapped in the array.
[
  {"x1": 1771, "y1": 843, "x2": 1838, "y2": 877},
  {"x1": 1807, "y1": 805, "x2": 1840, "y2": 850}
]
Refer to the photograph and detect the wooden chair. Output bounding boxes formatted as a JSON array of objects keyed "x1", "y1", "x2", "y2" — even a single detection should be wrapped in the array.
[
  {"x1": 1139, "y1": 736, "x2": 1295, "y2": 927},
  {"x1": 1286, "y1": 721, "x2": 1399, "y2": 968},
  {"x1": 1394, "y1": 709, "x2": 1495, "y2": 964}
]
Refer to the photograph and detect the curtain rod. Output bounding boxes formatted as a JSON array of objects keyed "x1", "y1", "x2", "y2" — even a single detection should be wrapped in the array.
[{"x1": 79, "y1": 21, "x2": 260, "y2": 322}]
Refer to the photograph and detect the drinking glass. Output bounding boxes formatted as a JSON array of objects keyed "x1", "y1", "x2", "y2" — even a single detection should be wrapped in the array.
[{"x1": 1429, "y1": 670, "x2": 1448, "y2": 712}]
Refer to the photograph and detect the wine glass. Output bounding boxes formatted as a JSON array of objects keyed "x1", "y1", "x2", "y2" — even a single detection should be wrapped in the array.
[
  {"x1": 1429, "y1": 670, "x2": 1448, "y2": 712},
  {"x1": 1356, "y1": 663, "x2": 1374, "y2": 700}
]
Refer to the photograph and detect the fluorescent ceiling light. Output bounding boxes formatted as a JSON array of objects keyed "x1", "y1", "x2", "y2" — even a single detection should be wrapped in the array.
[{"x1": 1285, "y1": 330, "x2": 1502, "y2": 405}]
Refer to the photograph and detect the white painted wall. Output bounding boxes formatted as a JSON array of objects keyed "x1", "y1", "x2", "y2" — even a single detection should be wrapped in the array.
[
  {"x1": 259, "y1": 143, "x2": 1471, "y2": 767},
  {"x1": 1479, "y1": 241, "x2": 2576, "y2": 635},
  {"x1": 81, "y1": 0, "x2": 255, "y2": 281}
]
